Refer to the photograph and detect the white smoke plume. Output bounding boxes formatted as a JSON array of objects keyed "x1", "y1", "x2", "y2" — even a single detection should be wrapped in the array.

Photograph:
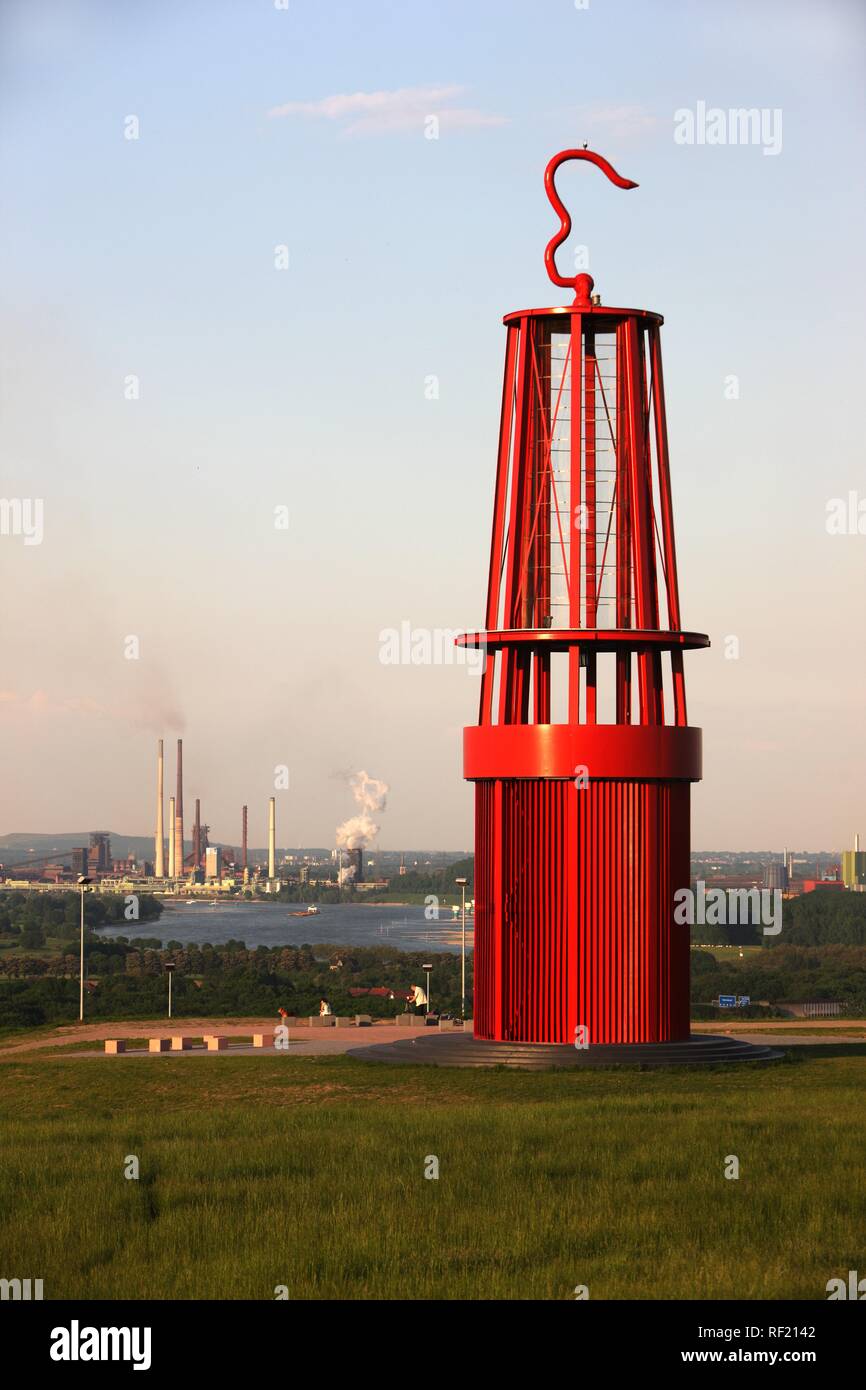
[{"x1": 336, "y1": 770, "x2": 388, "y2": 850}]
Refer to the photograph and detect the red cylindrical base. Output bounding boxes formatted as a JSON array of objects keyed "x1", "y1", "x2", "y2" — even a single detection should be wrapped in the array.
[{"x1": 473, "y1": 777, "x2": 691, "y2": 1045}]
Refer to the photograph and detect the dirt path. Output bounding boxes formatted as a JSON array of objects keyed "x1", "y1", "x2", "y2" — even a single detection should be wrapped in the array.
[
  {"x1": 1, "y1": 1016, "x2": 862, "y2": 1060},
  {"x1": 692, "y1": 1019, "x2": 866, "y2": 1033},
  {"x1": 0, "y1": 1017, "x2": 437, "y2": 1059}
]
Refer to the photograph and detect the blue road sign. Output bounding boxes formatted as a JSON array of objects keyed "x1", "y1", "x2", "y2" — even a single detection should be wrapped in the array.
[{"x1": 718, "y1": 995, "x2": 737, "y2": 1007}]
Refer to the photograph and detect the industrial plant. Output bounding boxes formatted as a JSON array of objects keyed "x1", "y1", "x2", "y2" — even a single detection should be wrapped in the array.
[
  {"x1": 0, "y1": 740, "x2": 278, "y2": 894},
  {"x1": 0, "y1": 740, "x2": 402, "y2": 897}
]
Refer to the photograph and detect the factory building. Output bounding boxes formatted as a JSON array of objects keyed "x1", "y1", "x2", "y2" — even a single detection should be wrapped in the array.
[
  {"x1": 801, "y1": 878, "x2": 845, "y2": 894},
  {"x1": 88, "y1": 833, "x2": 111, "y2": 874},
  {"x1": 70, "y1": 847, "x2": 89, "y2": 877},
  {"x1": 763, "y1": 861, "x2": 789, "y2": 892},
  {"x1": 842, "y1": 833, "x2": 866, "y2": 891}
]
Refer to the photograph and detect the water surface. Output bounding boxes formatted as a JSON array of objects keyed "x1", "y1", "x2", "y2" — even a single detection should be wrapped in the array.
[{"x1": 97, "y1": 901, "x2": 474, "y2": 955}]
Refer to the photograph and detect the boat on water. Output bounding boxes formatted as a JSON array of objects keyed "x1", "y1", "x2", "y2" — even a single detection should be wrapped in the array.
[{"x1": 290, "y1": 905, "x2": 320, "y2": 917}]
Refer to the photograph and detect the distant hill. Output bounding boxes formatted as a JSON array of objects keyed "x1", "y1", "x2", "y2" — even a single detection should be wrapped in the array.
[
  {"x1": 0, "y1": 832, "x2": 156, "y2": 866},
  {"x1": 0, "y1": 833, "x2": 470, "y2": 870},
  {"x1": 0, "y1": 831, "x2": 248, "y2": 866}
]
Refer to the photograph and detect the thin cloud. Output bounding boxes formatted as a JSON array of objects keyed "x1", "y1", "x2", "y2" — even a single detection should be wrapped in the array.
[
  {"x1": 0, "y1": 690, "x2": 108, "y2": 719},
  {"x1": 0, "y1": 687, "x2": 184, "y2": 733},
  {"x1": 581, "y1": 105, "x2": 660, "y2": 139},
  {"x1": 268, "y1": 84, "x2": 507, "y2": 136}
]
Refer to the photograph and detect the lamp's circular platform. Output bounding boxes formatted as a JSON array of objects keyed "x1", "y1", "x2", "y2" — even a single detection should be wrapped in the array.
[{"x1": 349, "y1": 1033, "x2": 783, "y2": 1069}]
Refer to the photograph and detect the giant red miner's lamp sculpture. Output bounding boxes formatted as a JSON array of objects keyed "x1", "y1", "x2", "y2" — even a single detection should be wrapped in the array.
[{"x1": 460, "y1": 150, "x2": 709, "y2": 1046}]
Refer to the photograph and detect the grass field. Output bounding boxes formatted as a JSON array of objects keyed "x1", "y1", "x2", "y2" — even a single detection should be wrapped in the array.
[
  {"x1": 1, "y1": 1049, "x2": 865, "y2": 1300},
  {"x1": 716, "y1": 1025, "x2": 866, "y2": 1036},
  {"x1": 691, "y1": 945, "x2": 767, "y2": 960}
]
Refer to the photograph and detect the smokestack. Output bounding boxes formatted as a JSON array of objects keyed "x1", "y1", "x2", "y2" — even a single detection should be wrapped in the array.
[
  {"x1": 857, "y1": 832, "x2": 861, "y2": 854},
  {"x1": 155, "y1": 739, "x2": 165, "y2": 877},
  {"x1": 174, "y1": 738, "x2": 184, "y2": 878},
  {"x1": 242, "y1": 805, "x2": 248, "y2": 871},
  {"x1": 268, "y1": 796, "x2": 276, "y2": 879},
  {"x1": 193, "y1": 798, "x2": 201, "y2": 869},
  {"x1": 353, "y1": 847, "x2": 364, "y2": 882},
  {"x1": 168, "y1": 796, "x2": 176, "y2": 877}
]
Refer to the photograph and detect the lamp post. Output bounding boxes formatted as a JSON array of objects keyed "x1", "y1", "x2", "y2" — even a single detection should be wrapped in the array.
[
  {"x1": 455, "y1": 878, "x2": 467, "y2": 1019},
  {"x1": 77, "y1": 875, "x2": 91, "y2": 1023},
  {"x1": 164, "y1": 962, "x2": 176, "y2": 1019},
  {"x1": 422, "y1": 963, "x2": 433, "y2": 1017}
]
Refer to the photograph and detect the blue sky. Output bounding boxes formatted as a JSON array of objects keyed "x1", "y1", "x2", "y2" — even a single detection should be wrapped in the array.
[{"x1": 1, "y1": 0, "x2": 864, "y2": 851}]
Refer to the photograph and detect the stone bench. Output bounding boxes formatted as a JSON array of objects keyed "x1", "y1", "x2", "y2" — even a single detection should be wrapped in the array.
[
  {"x1": 253, "y1": 1033, "x2": 277, "y2": 1048},
  {"x1": 308, "y1": 1016, "x2": 335, "y2": 1027},
  {"x1": 104, "y1": 1039, "x2": 126, "y2": 1054},
  {"x1": 438, "y1": 1019, "x2": 464, "y2": 1031},
  {"x1": 171, "y1": 1036, "x2": 194, "y2": 1051},
  {"x1": 206, "y1": 1036, "x2": 228, "y2": 1051},
  {"x1": 333, "y1": 1017, "x2": 353, "y2": 1028},
  {"x1": 148, "y1": 1038, "x2": 170, "y2": 1052},
  {"x1": 354, "y1": 1015, "x2": 373, "y2": 1026}
]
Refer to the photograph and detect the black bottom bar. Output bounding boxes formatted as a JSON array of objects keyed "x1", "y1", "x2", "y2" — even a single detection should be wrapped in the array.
[{"x1": 9, "y1": 1299, "x2": 860, "y2": 1375}]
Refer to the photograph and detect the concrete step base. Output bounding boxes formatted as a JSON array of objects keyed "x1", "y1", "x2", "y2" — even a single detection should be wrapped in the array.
[{"x1": 350, "y1": 1032, "x2": 784, "y2": 1069}]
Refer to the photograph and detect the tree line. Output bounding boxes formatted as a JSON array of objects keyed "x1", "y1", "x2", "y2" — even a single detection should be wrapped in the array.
[
  {"x1": 0, "y1": 940, "x2": 468, "y2": 1030},
  {"x1": 691, "y1": 945, "x2": 866, "y2": 1013},
  {"x1": 690, "y1": 887, "x2": 866, "y2": 947},
  {"x1": 0, "y1": 890, "x2": 162, "y2": 949}
]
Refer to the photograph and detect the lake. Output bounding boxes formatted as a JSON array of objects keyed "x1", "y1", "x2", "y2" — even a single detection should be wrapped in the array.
[{"x1": 95, "y1": 901, "x2": 474, "y2": 955}]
